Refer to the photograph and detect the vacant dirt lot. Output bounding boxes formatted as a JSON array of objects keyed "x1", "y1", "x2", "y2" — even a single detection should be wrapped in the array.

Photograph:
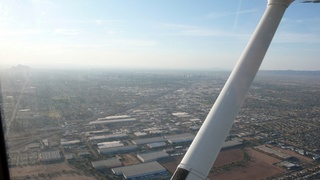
[
  {"x1": 121, "y1": 154, "x2": 141, "y2": 165},
  {"x1": 49, "y1": 174, "x2": 95, "y2": 180},
  {"x1": 10, "y1": 163, "x2": 94, "y2": 180},
  {"x1": 209, "y1": 148, "x2": 285, "y2": 180},
  {"x1": 161, "y1": 156, "x2": 181, "y2": 174},
  {"x1": 213, "y1": 148, "x2": 244, "y2": 167},
  {"x1": 162, "y1": 147, "x2": 286, "y2": 179},
  {"x1": 162, "y1": 148, "x2": 245, "y2": 174},
  {"x1": 10, "y1": 163, "x2": 74, "y2": 177}
]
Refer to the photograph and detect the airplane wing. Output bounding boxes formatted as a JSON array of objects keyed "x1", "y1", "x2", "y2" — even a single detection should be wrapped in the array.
[{"x1": 171, "y1": 0, "x2": 295, "y2": 179}]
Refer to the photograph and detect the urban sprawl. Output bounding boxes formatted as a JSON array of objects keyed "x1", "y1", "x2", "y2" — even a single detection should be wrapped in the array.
[{"x1": 1, "y1": 66, "x2": 320, "y2": 179}]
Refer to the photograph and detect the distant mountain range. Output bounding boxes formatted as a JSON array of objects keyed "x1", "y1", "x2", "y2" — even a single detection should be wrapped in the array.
[
  {"x1": 258, "y1": 70, "x2": 320, "y2": 76},
  {"x1": 4, "y1": 65, "x2": 320, "y2": 76}
]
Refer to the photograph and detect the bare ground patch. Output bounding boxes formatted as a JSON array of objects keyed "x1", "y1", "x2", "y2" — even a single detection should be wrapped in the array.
[
  {"x1": 213, "y1": 148, "x2": 245, "y2": 167},
  {"x1": 10, "y1": 163, "x2": 94, "y2": 179},
  {"x1": 209, "y1": 148, "x2": 285, "y2": 180},
  {"x1": 161, "y1": 148, "x2": 245, "y2": 174},
  {"x1": 48, "y1": 174, "x2": 96, "y2": 180},
  {"x1": 121, "y1": 154, "x2": 141, "y2": 165}
]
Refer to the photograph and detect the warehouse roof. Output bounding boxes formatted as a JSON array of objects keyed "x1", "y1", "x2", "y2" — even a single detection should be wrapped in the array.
[
  {"x1": 147, "y1": 142, "x2": 167, "y2": 148},
  {"x1": 132, "y1": 137, "x2": 165, "y2": 145},
  {"x1": 221, "y1": 139, "x2": 243, "y2": 149},
  {"x1": 98, "y1": 145, "x2": 138, "y2": 155},
  {"x1": 112, "y1": 161, "x2": 166, "y2": 179},
  {"x1": 89, "y1": 118, "x2": 136, "y2": 125},
  {"x1": 88, "y1": 133, "x2": 128, "y2": 141},
  {"x1": 165, "y1": 133, "x2": 195, "y2": 144},
  {"x1": 40, "y1": 150, "x2": 61, "y2": 162},
  {"x1": 137, "y1": 150, "x2": 169, "y2": 162}
]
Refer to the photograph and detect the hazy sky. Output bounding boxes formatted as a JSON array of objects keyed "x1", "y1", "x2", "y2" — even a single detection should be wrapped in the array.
[{"x1": 1, "y1": 0, "x2": 320, "y2": 70}]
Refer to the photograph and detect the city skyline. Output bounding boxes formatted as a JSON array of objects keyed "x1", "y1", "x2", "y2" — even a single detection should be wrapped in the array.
[{"x1": 1, "y1": 0, "x2": 320, "y2": 70}]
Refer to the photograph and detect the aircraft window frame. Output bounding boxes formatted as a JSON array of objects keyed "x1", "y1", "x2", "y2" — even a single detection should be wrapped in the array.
[{"x1": 0, "y1": 89, "x2": 10, "y2": 180}]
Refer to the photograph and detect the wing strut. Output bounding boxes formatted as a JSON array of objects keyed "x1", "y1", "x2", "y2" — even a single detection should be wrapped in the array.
[{"x1": 171, "y1": 0, "x2": 294, "y2": 179}]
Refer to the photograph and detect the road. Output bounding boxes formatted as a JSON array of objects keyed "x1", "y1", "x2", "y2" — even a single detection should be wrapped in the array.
[
  {"x1": 7, "y1": 84, "x2": 188, "y2": 152},
  {"x1": 6, "y1": 79, "x2": 29, "y2": 137}
]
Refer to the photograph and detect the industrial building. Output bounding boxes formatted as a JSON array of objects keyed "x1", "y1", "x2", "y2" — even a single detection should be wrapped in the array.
[
  {"x1": 132, "y1": 137, "x2": 165, "y2": 145},
  {"x1": 137, "y1": 150, "x2": 169, "y2": 162},
  {"x1": 221, "y1": 139, "x2": 244, "y2": 150},
  {"x1": 85, "y1": 129, "x2": 110, "y2": 137},
  {"x1": 255, "y1": 145, "x2": 292, "y2": 159},
  {"x1": 149, "y1": 130, "x2": 163, "y2": 134},
  {"x1": 165, "y1": 133, "x2": 195, "y2": 144},
  {"x1": 97, "y1": 141, "x2": 124, "y2": 149},
  {"x1": 65, "y1": 153, "x2": 74, "y2": 160},
  {"x1": 89, "y1": 118, "x2": 137, "y2": 125},
  {"x1": 112, "y1": 161, "x2": 167, "y2": 179},
  {"x1": 98, "y1": 145, "x2": 138, "y2": 155},
  {"x1": 147, "y1": 142, "x2": 167, "y2": 149},
  {"x1": 40, "y1": 150, "x2": 62, "y2": 163},
  {"x1": 172, "y1": 112, "x2": 190, "y2": 117},
  {"x1": 60, "y1": 139, "x2": 81, "y2": 146},
  {"x1": 91, "y1": 157, "x2": 122, "y2": 170},
  {"x1": 98, "y1": 115, "x2": 131, "y2": 120},
  {"x1": 278, "y1": 161, "x2": 300, "y2": 170},
  {"x1": 88, "y1": 133, "x2": 128, "y2": 142},
  {"x1": 78, "y1": 151, "x2": 91, "y2": 158},
  {"x1": 27, "y1": 143, "x2": 41, "y2": 149},
  {"x1": 134, "y1": 132, "x2": 148, "y2": 137}
]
